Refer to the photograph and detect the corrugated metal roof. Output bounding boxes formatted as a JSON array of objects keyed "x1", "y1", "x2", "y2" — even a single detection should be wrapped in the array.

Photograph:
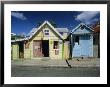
[
  {"x1": 26, "y1": 21, "x2": 64, "y2": 40},
  {"x1": 27, "y1": 28, "x2": 37, "y2": 37},
  {"x1": 27, "y1": 27, "x2": 69, "y2": 37},
  {"x1": 55, "y1": 28, "x2": 69, "y2": 33},
  {"x1": 11, "y1": 21, "x2": 69, "y2": 42},
  {"x1": 71, "y1": 23, "x2": 93, "y2": 33},
  {"x1": 93, "y1": 25, "x2": 100, "y2": 33},
  {"x1": 11, "y1": 38, "x2": 26, "y2": 42}
]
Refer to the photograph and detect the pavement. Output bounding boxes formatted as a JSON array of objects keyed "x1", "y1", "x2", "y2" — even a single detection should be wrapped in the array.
[{"x1": 11, "y1": 57, "x2": 100, "y2": 67}]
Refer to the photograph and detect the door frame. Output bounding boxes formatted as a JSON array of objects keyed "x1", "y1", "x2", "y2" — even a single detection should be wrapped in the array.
[{"x1": 42, "y1": 40, "x2": 49, "y2": 57}]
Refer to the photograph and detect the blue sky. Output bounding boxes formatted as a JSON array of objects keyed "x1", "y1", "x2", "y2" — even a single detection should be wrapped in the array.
[{"x1": 11, "y1": 11, "x2": 100, "y2": 35}]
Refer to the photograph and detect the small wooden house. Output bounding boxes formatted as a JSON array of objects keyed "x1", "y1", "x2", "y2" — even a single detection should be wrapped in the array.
[
  {"x1": 68, "y1": 23, "x2": 94, "y2": 58},
  {"x1": 11, "y1": 21, "x2": 69, "y2": 60}
]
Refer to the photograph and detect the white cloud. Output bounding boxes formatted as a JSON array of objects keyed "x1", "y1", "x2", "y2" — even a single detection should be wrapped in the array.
[
  {"x1": 75, "y1": 11, "x2": 100, "y2": 24},
  {"x1": 86, "y1": 18, "x2": 99, "y2": 25},
  {"x1": 11, "y1": 33, "x2": 16, "y2": 36},
  {"x1": 11, "y1": 12, "x2": 27, "y2": 20}
]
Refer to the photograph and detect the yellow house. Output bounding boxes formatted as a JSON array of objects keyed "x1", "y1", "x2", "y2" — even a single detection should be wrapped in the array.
[{"x1": 11, "y1": 21, "x2": 69, "y2": 60}]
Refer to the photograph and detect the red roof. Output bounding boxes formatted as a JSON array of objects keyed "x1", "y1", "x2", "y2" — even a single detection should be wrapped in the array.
[{"x1": 93, "y1": 25, "x2": 100, "y2": 33}]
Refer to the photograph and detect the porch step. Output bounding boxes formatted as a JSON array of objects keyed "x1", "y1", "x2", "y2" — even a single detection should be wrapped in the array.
[{"x1": 41, "y1": 57, "x2": 51, "y2": 61}]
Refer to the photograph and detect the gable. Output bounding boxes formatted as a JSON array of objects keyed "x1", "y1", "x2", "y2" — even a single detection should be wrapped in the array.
[
  {"x1": 72, "y1": 23, "x2": 93, "y2": 35},
  {"x1": 29, "y1": 21, "x2": 63, "y2": 39},
  {"x1": 30, "y1": 23, "x2": 62, "y2": 39}
]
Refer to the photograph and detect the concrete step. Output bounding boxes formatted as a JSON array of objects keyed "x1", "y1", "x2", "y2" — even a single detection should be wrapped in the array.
[{"x1": 11, "y1": 58, "x2": 100, "y2": 67}]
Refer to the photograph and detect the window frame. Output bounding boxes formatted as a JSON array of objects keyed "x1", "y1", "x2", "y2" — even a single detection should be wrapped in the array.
[
  {"x1": 53, "y1": 41, "x2": 59, "y2": 49},
  {"x1": 75, "y1": 36, "x2": 80, "y2": 45},
  {"x1": 43, "y1": 29, "x2": 49, "y2": 36}
]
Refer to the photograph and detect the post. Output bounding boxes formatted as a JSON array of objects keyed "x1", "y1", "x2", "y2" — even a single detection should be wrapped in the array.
[
  {"x1": 70, "y1": 34, "x2": 73, "y2": 58},
  {"x1": 65, "y1": 59, "x2": 72, "y2": 68},
  {"x1": 62, "y1": 40, "x2": 64, "y2": 59}
]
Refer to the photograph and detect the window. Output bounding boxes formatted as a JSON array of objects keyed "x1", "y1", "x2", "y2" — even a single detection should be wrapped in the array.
[
  {"x1": 44, "y1": 30, "x2": 49, "y2": 35},
  {"x1": 59, "y1": 32, "x2": 63, "y2": 35},
  {"x1": 80, "y1": 25, "x2": 84, "y2": 30},
  {"x1": 75, "y1": 36, "x2": 79, "y2": 45},
  {"x1": 53, "y1": 41, "x2": 59, "y2": 49}
]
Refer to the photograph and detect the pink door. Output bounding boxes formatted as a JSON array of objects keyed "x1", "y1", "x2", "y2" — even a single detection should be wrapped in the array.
[{"x1": 33, "y1": 40, "x2": 42, "y2": 57}]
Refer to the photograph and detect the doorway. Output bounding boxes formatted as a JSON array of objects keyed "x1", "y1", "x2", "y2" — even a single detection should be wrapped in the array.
[
  {"x1": 19, "y1": 42, "x2": 24, "y2": 58},
  {"x1": 42, "y1": 40, "x2": 49, "y2": 57}
]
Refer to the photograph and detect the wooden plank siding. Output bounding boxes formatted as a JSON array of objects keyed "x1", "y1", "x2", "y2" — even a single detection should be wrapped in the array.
[
  {"x1": 23, "y1": 23, "x2": 63, "y2": 59},
  {"x1": 70, "y1": 23, "x2": 93, "y2": 58},
  {"x1": 11, "y1": 44, "x2": 19, "y2": 59},
  {"x1": 11, "y1": 21, "x2": 68, "y2": 60}
]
